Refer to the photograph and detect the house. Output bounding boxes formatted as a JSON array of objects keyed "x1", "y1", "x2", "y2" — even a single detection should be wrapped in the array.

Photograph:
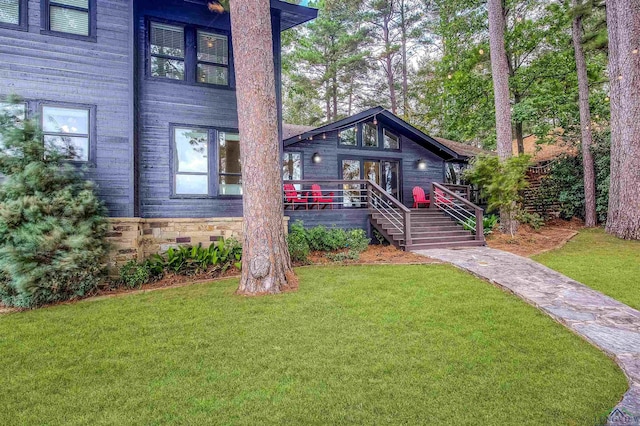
[
  {"x1": 282, "y1": 107, "x2": 486, "y2": 250},
  {"x1": 0, "y1": 0, "x2": 316, "y2": 267},
  {"x1": 0, "y1": 1, "x2": 483, "y2": 264}
]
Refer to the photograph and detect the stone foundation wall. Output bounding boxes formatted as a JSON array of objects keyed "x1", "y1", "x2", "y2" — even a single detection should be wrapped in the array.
[{"x1": 105, "y1": 217, "x2": 289, "y2": 275}]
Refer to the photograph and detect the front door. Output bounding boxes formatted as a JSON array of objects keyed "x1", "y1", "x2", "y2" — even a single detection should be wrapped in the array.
[{"x1": 341, "y1": 158, "x2": 401, "y2": 205}]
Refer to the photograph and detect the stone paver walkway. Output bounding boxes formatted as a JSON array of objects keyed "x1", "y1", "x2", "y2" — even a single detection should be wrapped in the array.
[{"x1": 416, "y1": 246, "x2": 640, "y2": 425}]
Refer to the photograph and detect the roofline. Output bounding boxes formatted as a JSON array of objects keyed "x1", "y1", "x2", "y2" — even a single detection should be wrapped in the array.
[
  {"x1": 284, "y1": 107, "x2": 462, "y2": 161},
  {"x1": 271, "y1": 0, "x2": 318, "y2": 31}
]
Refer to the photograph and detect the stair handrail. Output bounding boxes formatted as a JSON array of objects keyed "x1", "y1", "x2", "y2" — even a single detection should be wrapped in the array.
[
  {"x1": 367, "y1": 180, "x2": 412, "y2": 247},
  {"x1": 432, "y1": 182, "x2": 484, "y2": 241}
]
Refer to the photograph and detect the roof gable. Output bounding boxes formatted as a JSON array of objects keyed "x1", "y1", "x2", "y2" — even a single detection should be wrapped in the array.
[{"x1": 283, "y1": 107, "x2": 470, "y2": 161}]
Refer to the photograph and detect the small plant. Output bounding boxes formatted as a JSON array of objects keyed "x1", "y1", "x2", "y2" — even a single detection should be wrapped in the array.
[
  {"x1": 345, "y1": 229, "x2": 370, "y2": 254},
  {"x1": 459, "y1": 214, "x2": 499, "y2": 236},
  {"x1": 516, "y1": 210, "x2": 545, "y2": 230},
  {"x1": 119, "y1": 260, "x2": 152, "y2": 289},
  {"x1": 372, "y1": 228, "x2": 388, "y2": 245}
]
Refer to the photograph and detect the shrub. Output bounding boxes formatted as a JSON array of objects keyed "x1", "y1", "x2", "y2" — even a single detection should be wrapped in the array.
[
  {"x1": 287, "y1": 228, "x2": 310, "y2": 263},
  {"x1": 287, "y1": 222, "x2": 370, "y2": 262},
  {"x1": 119, "y1": 260, "x2": 152, "y2": 289},
  {"x1": 516, "y1": 210, "x2": 545, "y2": 230},
  {"x1": 0, "y1": 98, "x2": 109, "y2": 308},
  {"x1": 345, "y1": 229, "x2": 370, "y2": 254},
  {"x1": 537, "y1": 131, "x2": 610, "y2": 223},
  {"x1": 464, "y1": 154, "x2": 531, "y2": 235}
]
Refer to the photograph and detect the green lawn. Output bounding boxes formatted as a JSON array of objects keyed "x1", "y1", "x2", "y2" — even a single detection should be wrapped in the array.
[
  {"x1": 534, "y1": 228, "x2": 640, "y2": 310},
  {"x1": 0, "y1": 265, "x2": 626, "y2": 425}
]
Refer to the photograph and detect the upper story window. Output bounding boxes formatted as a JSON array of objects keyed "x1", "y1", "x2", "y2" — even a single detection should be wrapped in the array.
[
  {"x1": 150, "y1": 23, "x2": 185, "y2": 81},
  {"x1": 383, "y1": 129, "x2": 399, "y2": 150},
  {"x1": 197, "y1": 31, "x2": 229, "y2": 85},
  {"x1": 43, "y1": 0, "x2": 96, "y2": 40},
  {"x1": 148, "y1": 20, "x2": 231, "y2": 87},
  {"x1": 0, "y1": 0, "x2": 27, "y2": 30},
  {"x1": 41, "y1": 105, "x2": 92, "y2": 162},
  {"x1": 338, "y1": 126, "x2": 357, "y2": 146},
  {"x1": 363, "y1": 122, "x2": 378, "y2": 148}
]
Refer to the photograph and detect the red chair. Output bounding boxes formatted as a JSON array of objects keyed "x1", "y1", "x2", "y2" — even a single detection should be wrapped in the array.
[
  {"x1": 310, "y1": 184, "x2": 335, "y2": 209},
  {"x1": 284, "y1": 183, "x2": 308, "y2": 210},
  {"x1": 412, "y1": 186, "x2": 430, "y2": 208}
]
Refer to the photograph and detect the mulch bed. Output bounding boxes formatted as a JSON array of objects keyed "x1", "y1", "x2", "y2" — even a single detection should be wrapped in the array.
[{"x1": 486, "y1": 218, "x2": 583, "y2": 257}]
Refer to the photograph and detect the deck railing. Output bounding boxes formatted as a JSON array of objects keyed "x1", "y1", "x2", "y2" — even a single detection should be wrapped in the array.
[
  {"x1": 283, "y1": 179, "x2": 369, "y2": 210},
  {"x1": 432, "y1": 182, "x2": 484, "y2": 241},
  {"x1": 367, "y1": 180, "x2": 412, "y2": 246}
]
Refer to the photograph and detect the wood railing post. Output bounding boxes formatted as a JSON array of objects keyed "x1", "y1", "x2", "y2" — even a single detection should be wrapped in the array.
[
  {"x1": 404, "y1": 210, "x2": 412, "y2": 248},
  {"x1": 475, "y1": 208, "x2": 484, "y2": 241},
  {"x1": 430, "y1": 182, "x2": 435, "y2": 209},
  {"x1": 367, "y1": 182, "x2": 372, "y2": 210}
]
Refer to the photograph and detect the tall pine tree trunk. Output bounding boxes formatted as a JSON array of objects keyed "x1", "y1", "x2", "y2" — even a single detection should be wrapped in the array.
[
  {"x1": 400, "y1": 0, "x2": 409, "y2": 117},
  {"x1": 572, "y1": 0, "x2": 597, "y2": 227},
  {"x1": 606, "y1": 0, "x2": 640, "y2": 239},
  {"x1": 383, "y1": 14, "x2": 398, "y2": 114},
  {"x1": 229, "y1": 0, "x2": 298, "y2": 295},
  {"x1": 488, "y1": 0, "x2": 517, "y2": 233}
]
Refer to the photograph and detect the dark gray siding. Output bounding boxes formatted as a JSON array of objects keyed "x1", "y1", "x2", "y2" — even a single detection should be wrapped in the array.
[
  {"x1": 0, "y1": 0, "x2": 135, "y2": 217},
  {"x1": 286, "y1": 209, "x2": 370, "y2": 233},
  {"x1": 284, "y1": 129, "x2": 445, "y2": 208},
  {"x1": 135, "y1": 1, "x2": 283, "y2": 218}
]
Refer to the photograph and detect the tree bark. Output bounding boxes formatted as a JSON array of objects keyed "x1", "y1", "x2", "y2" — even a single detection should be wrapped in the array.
[
  {"x1": 606, "y1": 0, "x2": 640, "y2": 239},
  {"x1": 514, "y1": 117, "x2": 524, "y2": 155},
  {"x1": 383, "y1": 12, "x2": 398, "y2": 114},
  {"x1": 487, "y1": 0, "x2": 517, "y2": 233},
  {"x1": 572, "y1": 0, "x2": 597, "y2": 227},
  {"x1": 400, "y1": 0, "x2": 409, "y2": 118},
  {"x1": 229, "y1": 0, "x2": 298, "y2": 295}
]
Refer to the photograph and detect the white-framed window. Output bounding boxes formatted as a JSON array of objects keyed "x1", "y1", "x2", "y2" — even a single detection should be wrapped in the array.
[
  {"x1": 0, "y1": 101, "x2": 27, "y2": 154},
  {"x1": 41, "y1": 105, "x2": 91, "y2": 162}
]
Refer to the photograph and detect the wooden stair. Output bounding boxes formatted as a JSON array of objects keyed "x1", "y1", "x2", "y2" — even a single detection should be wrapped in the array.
[{"x1": 370, "y1": 209, "x2": 486, "y2": 251}]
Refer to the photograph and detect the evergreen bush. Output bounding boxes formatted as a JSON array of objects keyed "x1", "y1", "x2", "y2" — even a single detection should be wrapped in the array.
[{"x1": 0, "y1": 99, "x2": 108, "y2": 308}]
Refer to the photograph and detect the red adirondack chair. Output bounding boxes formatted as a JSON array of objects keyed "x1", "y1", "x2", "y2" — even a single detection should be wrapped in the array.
[
  {"x1": 434, "y1": 187, "x2": 453, "y2": 206},
  {"x1": 412, "y1": 186, "x2": 430, "y2": 208},
  {"x1": 284, "y1": 183, "x2": 308, "y2": 210},
  {"x1": 310, "y1": 184, "x2": 335, "y2": 209}
]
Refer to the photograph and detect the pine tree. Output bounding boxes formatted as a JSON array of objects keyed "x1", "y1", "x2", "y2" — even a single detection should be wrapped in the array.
[{"x1": 0, "y1": 99, "x2": 108, "y2": 308}]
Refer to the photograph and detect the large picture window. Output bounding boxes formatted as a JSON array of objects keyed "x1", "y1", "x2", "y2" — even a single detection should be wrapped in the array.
[
  {"x1": 41, "y1": 105, "x2": 91, "y2": 162},
  {"x1": 150, "y1": 23, "x2": 185, "y2": 81},
  {"x1": 0, "y1": 0, "x2": 26, "y2": 29},
  {"x1": 43, "y1": 0, "x2": 95, "y2": 39},
  {"x1": 218, "y1": 131, "x2": 241, "y2": 195},
  {"x1": 173, "y1": 127, "x2": 209, "y2": 195}
]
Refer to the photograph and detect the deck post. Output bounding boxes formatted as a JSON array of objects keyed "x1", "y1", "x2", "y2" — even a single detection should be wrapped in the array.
[
  {"x1": 366, "y1": 182, "x2": 372, "y2": 210},
  {"x1": 475, "y1": 208, "x2": 484, "y2": 241},
  {"x1": 404, "y1": 210, "x2": 412, "y2": 248}
]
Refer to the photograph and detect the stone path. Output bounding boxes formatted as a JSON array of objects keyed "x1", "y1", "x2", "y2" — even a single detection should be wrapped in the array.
[{"x1": 415, "y1": 246, "x2": 640, "y2": 425}]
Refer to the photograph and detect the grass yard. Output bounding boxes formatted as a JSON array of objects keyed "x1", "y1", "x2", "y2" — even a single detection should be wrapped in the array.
[
  {"x1": 534, "y1": 228, "x2": 640, "y2": 310},
  {"x1": 0, "y1": 265, "x2": 626, "y2": 425}
]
